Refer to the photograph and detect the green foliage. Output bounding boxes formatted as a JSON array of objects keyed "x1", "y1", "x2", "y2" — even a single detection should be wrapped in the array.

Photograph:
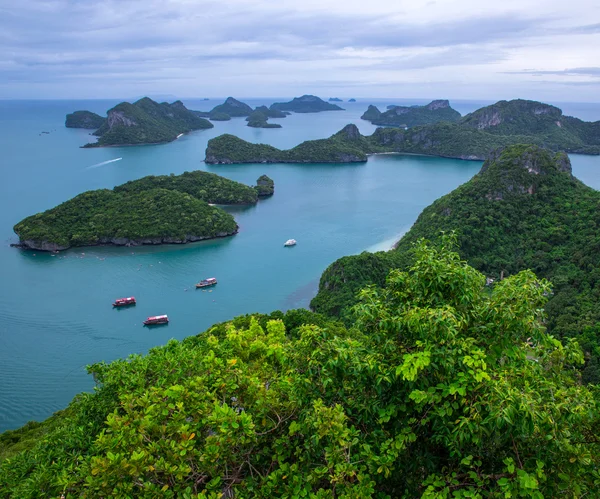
[
  {"x1": 2, "y1": 245, "x2": 599, "y2": 497},
  {"x1": 14, "y1": 188, "x2": 238, "y2": 250},
  {"x1": 364, "y1": 100, "x2": 462, "y2": 127},
  {"x1": 254, "y1": 175, "x2": 274, "y2": 197},
  {"x1": 209, "y1": 97, "x2": 253, "y2": 117},
  {"x1": 205, "y1": 125, "x2": 375, "y2": 164},
  {"x1": 65, "y1": 111, "x2": 105, "y2": 129},
  {"x1": 208, "y1": 112, "x2": 231, "y2": 121},
  {"x1": 270, "y1": 95, "x2": 344, "y2": 113},
  {"x1": 114, "y1": 170, "x2": 259, "y2": 205},
  {"x1": 86, "y1": 98, "x2": 213, "y2": 147},
  {"x1": 312, "y1": 144, "x2": 600, "y2": 382}
]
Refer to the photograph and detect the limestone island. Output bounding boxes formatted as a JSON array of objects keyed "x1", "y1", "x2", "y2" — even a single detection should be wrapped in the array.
[
  {"x1": 255, "y1": 174, "x2": 275, "y2": 197},
  {"x1": 66, "y1": 97, "x2": 214, "y2": 147},
  {"x1": 65, "y1": 110, "x2": 106, "y2": 129},
  {"x1": 13, "y1": 171, "x2": 274, "y2": 252},
  {"x1": 206, "y1": 124, "x2": 372, "y2": 164},
  {"x1": 270, "y1": 95, "x2": 344, "y2": 113},
  {"x1": 194, "y1": 97, "x2": 254, "y2": 121},
  {"x1": 246, "y1": 107, "x2": 284, "y2": 128},
  {"x1": 361, "y1": 99, "x2": 461, "y2": 127},
  {"x1": 206, "y1": 99, "x2": 600, "y2": 164}
]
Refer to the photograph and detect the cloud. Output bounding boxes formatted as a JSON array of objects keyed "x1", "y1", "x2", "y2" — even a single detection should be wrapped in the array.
[{"x1": 0, "y1": 0, "x2": 599, "y2": 100}]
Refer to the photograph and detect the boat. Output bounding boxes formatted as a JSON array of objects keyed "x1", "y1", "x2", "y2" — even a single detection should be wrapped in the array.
[
  {"x1": 196, "y1": 277, "x2": 217, "y2": 288},
  {"x1": 284, "y1": 239, "x2": 297, "y2": 247},
  {"x1": 143, "y1": 315, "x2": 169, "y2": 326},
  {"x1": 113, "y1": 296, "x2": 136, "y2": 307}
]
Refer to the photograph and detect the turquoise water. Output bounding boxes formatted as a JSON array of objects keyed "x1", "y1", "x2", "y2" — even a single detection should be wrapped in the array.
[{"x1": 0, "y1": 98, "x2": 599, "y2": 432}]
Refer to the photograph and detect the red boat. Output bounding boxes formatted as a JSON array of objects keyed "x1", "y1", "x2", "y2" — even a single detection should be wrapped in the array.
[
  {"x1": 143, "y1": 315, "x2": 169, "y2": 326},
  {"x1": 113, "y1": 296, "x2": 136, "y2": 307}
]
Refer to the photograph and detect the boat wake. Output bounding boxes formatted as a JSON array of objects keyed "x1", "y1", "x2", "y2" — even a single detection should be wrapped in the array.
[{"x1": 86, "y1": 157, "x2": 122, "y2": 169}]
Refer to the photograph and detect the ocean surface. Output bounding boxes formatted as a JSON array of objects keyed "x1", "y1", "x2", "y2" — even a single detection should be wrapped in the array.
[{"x1": 0, "y1": 97, "x2": 599, "y2": 432}]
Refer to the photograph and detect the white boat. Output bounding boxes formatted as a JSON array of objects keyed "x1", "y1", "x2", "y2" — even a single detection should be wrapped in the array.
[{"x1": 284, "y1": 239, "x2": 297, "y2": 247}]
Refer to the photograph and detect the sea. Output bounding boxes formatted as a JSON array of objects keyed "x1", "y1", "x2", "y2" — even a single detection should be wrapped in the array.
[{"x1": 0, "y1": 97, "x2": 599, "y2": 432}]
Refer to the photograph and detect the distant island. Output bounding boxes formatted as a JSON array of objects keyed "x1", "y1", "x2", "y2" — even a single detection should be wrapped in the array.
[
  {"x1": 206, "y1": 99, "x2": 600, "y2": 164},
  {"x1": 65, "y1": 97, "x2": 214, "y2": 147},
  {"x1": 13, "y1": 171, "x2": 273, "y2": 251},
  {"x1": 206, "y1": 124, "x2": 372, "y2": 164},
  {"x1": 65, "y1": 110, "x2": 105, "y2": 129},
  {"x1": 246, "y1": 106, "x2": 284, "y2": 128},
  {"x1": 361, "y1": 99, "x2": 461, "y2": 127},
  {"x1": 348, "y1": 98, "x2": 356, "y2": 102},
  {"x1": 329, "y1": 97, "x2": 343, "y2": 102},
  {"x1": 270, "y1": 95, "x2": 344, "y2": 113},
  {"x1": 193, "y1": 97, "x2": 256, "y2": 121}
]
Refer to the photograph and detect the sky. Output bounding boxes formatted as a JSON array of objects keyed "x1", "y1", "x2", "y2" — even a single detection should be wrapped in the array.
[{"x1": 1, "y1": 0, "x2": 599, "y2": 101}]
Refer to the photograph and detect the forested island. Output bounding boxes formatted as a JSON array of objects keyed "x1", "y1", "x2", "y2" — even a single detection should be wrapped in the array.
[
  {"x1": 66, "y1": 97, "x2": 214, "y2": 147},
  {"x1": 206, "y1": 124, "x2": 373, "y2": 164},
  {"x1": 65, "y1": 110, "x2": 105, "y2": 129},
  {"x1": 246, "y1": 107, "x2": 283, "y2": 128},
  {"x1": 270, "y1": 94, "x2": 344, "y2": 113},
  {"x1": 361, "y1": 99, "x2": 462, "y2": 127},
  {"x1": 206, "y1": 99, "x2": 600, "y2": 163},
  {"x1": 13, "y1": 171, "x2": 273, "y2": 251},
  {"x1": 312, "y1": 144, "x2": 600, "y2": 383}
]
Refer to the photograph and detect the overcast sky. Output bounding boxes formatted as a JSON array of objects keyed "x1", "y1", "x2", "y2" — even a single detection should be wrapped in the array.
[{"x1": 1, "y1": 0, "x2": 599, "y2": 101}]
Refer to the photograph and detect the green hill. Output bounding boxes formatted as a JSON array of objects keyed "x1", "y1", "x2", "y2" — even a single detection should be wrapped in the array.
[
  {"x1": 65, "y1": 110, "x2": 105, "y2": 129},
  {"x1": 205, "y1": 125, "x2": 375, "y2": 164},
  {"x1": 270, "y1": 94, "x2": 344, "y2": 113},
  {"x1": 362, "y1": 99, "x2": 461, "y2": 127},
  {"x1": 85, "y1": 98, "x2": 213, "y2": 147},
  {"x1": 312, "y1": 144, "x2": 600, "y2": 382},
  {"x1": 208, "y1": 97, "x2": 253, "y2": 118},
  {"x1": 13, "y1": 171, "x2": 271, "y2": 251}
]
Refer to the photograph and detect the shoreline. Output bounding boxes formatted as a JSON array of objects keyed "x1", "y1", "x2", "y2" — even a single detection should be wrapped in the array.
[{"x1": 11, "y1": 228, "x2": 239, "y2": 253}]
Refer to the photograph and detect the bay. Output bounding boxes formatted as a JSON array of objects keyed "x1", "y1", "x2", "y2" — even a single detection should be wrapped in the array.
[{"x1": 0, "y1": 97, "x2": 598, "y2": 432}]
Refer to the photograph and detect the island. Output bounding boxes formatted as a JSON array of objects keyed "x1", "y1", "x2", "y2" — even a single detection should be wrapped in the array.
[
  {"x1": 205, "y1": 99, "x2": 600, "y2": 164},
  {"x1": 348, "y1": 98, "x2": 357, "y2": 102},
  {"x1": 360, "y1": 99, "x2": 461, "y2": 127},
  {"x1": 13, "y1": 171, "x2": 273, "y2": 251},
  {"x1": 72, "y1": 97, "x2": 214, "y2": 147},
  {"x1": 311, "y1": 143, "x2": 600, "y2": 382},
  {"x1": 194, "y1": 97, "x2": 255, "y2": 121},
  {"x1": 208, "y1": 112, "x2": 231, "y2": 121},
  {"x1": 269, "y1": 95, "x2": 344, "y2": 113},
  {"x1": 329, "y1": 97, "x2": 343, "y2": 102},
  {"x1": 205, "y1": 124, "x2": 374, "y2": 164},
  {"x1": 246, "y1": 107, "x2": 283, "y2": 128},
  {"x1": 255, "y1": 175, "x2": 274, "y2": 197},
  {"x1": 65, "y1": 110, "x2": 106, "y2": 129}
]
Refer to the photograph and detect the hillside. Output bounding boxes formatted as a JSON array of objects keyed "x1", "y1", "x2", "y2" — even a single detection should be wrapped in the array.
[
  {"x1": 270, "y1": 94, "x2": 344, "y2": 113},
  {"x1": 65, "y1": 110, "x2": 105, "y2": 129},
  {"x1": 361, "y1": 99, "x2": 462, "y2": 127},
  {"x1": 84, "y1": 97, "x2": 213, "y2": 147},
  {"x1": 245, "y1": 108, "x2": 283, "y2": 128},
  {"x1": 312, "y1": 144, "x2": 600, "y2": 382},
  {"x1": 208, "y1": 97, "x2": 253, "y2": 118},
  {"x1": 13, "y1": 171, "x2": 270, "y2": 251},
  {"x1": 205, "y1": 124, "x2": 375, "y2": 164},
  {"x1": 1, "y1": 249, "x2": 598, "y2": 497}
]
